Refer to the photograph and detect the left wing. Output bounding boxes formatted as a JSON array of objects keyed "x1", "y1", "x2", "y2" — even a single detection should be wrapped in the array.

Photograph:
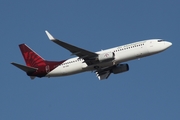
[
  {"x1": 95, "y1": 70, "x2": 111, "y2": 80},
  {"x1": 45, "y1": 31, "x2": 98, "y2": 63},
  {"x1": 95, "y1": 65, "x2": 117, "y2": 80}
]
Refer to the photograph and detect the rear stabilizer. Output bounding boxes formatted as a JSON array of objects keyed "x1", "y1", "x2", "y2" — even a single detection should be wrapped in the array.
[
  {"x1": 11, "y1": 62, "x2": 37, "y2": 73},
  {"x1": 19, "y1": 44, "x2": 46, "y2": 67},
  {"x1": 11, "y1": 62, "x2": 38, "y2": 79},
  {"x1": 12, "y1": 43, "x2": 65, "y2": 79}
]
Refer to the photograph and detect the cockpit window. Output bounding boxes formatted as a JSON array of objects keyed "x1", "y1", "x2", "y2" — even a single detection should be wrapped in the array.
[{"x1": 158, "y1": 40, "x2": 164, "y2": 42}]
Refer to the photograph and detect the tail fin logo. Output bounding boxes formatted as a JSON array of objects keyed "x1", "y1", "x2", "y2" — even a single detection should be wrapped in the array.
[{"x1": 19, "y1": 44, "x2": 46, "y2": 67}]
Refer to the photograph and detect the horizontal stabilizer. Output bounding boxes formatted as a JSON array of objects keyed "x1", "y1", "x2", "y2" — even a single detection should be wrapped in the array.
[
  {"x1": 30, "y1": 76, "x2": 36, "y2": 80},
  {"x1": 11, "y1": 62, "x2": 38, "y2": 73}
]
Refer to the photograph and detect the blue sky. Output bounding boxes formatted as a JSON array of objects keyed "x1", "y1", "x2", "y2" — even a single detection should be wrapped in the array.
[{"x1": 1, "y1": 0, "x2": 180, "y2": 119}]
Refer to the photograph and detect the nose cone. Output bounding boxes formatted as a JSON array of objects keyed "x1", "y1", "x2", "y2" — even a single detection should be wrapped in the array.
[
  {"x1": 161, "y1": 41, "x2": 172, "y2": 51},
  {"x1": 147, "y1": 40, "x2": 172, "y2": 55},
  {"x1": 164, "y1": 41, "x2": 172, "y2": 49},
  {"x1": 166, "y1": 42, "x2": 172, "y2": 48}
]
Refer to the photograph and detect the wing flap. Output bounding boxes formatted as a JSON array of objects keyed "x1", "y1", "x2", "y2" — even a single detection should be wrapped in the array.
[{"x1": 96, "y1": 70, "x2": 111, "y2": 80}]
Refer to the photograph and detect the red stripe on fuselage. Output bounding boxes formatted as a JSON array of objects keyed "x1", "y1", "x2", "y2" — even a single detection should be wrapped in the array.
[{"x1": 27, "y1": 60, "x2": 67, "y2": 77}]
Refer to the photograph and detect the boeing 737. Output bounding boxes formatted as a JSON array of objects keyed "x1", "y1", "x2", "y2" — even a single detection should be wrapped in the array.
[{"x1": 11, "y1": 31, "x2": 172, "y2": 80}]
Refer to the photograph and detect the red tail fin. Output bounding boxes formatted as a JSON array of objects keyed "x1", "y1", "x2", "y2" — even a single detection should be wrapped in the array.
[{"x1": 19, "y1": 44, "x2": 46, "y2": 67}]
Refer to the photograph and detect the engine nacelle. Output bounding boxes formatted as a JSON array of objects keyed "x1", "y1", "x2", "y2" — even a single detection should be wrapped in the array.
[
  {"x1": 98, "y1": 52, "x2": 115, "y2": 62},
  {"x1": 112, "y1": 64, "x2": 129, "y2": 74}
]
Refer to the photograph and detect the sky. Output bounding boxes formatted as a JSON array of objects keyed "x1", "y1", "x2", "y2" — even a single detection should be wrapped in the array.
[{"x1": 1, "y1": 0, "x2": 180, "y2": 120}]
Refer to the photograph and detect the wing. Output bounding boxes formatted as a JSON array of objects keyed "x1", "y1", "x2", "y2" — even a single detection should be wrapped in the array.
[
  {"x1": 95, "y1": 70, "x2": 111, "y2": 80},
  {"x1": 95, "y1": 65, "x2": 117, "y2": 80},
  {"x1": 45, "y1": 31, "x2": 98, "y2": 63},
  {"x1": 11, "y1": 62, "x2": 37, "y2": 79}
]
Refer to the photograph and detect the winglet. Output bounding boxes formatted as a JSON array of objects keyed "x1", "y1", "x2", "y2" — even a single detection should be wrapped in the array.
[{"x1": 45, "y1": 30, "x2": 55, "y2": 40}]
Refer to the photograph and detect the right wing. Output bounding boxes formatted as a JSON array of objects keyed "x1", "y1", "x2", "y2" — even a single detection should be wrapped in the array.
[{"x1": 45, "y1": 31, "x2": 98, "y2": 64}]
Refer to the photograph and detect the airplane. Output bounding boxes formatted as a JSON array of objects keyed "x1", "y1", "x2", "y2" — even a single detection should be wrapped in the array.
[{"x1": 11, "y1": 31, "x2": 172, "y2": 80}]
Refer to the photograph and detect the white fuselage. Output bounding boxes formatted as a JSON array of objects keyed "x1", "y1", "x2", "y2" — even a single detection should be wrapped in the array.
[{"x1": 46, "y1": 39, "x2": 172, "y2": 77}]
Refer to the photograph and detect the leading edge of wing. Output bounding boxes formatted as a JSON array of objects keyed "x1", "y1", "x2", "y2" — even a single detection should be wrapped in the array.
[{"x1": 45, "y1": 30, "x2": 98, "y2": 59}]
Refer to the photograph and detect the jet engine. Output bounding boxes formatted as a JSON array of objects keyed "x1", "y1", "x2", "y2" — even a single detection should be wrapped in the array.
[
  {"x1": 112, "y1": 64, "x2": 129, "y2": 74},
  {"x1": 98, "y1": 52, "x2": 115, "y2": 62}
]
